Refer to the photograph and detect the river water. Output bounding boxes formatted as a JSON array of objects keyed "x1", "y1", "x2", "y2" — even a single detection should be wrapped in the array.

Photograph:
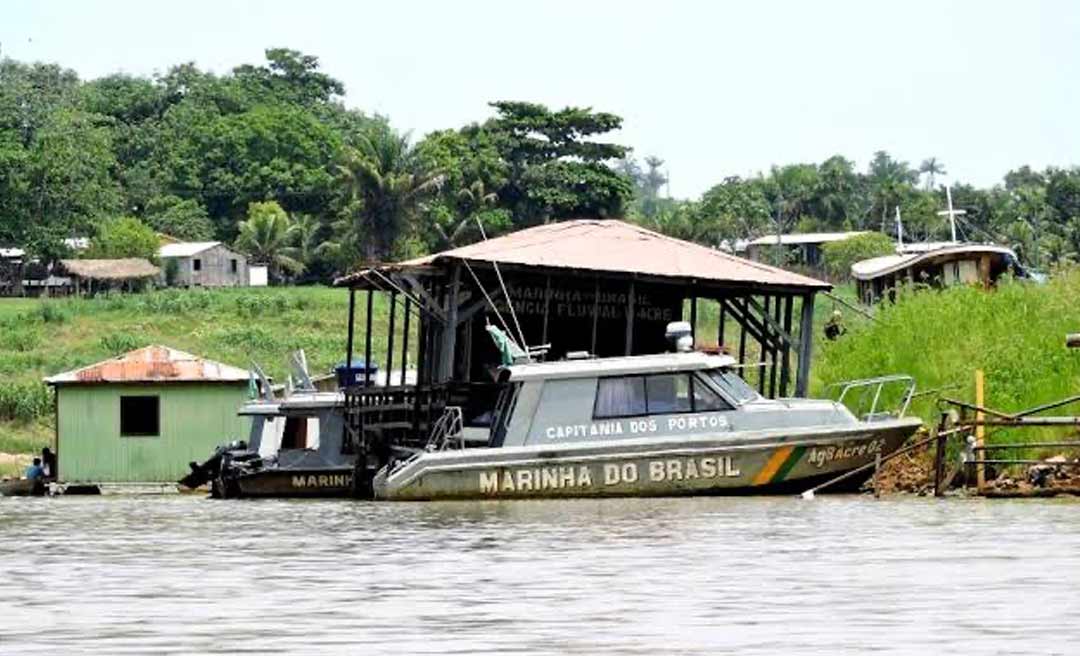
[{"x1": 1, "y1": 495, "x2": 1078, "y2": 655}]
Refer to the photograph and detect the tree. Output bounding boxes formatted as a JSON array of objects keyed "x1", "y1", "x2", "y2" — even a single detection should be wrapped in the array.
[
  {"x1": 85, "y1": 217, "x2": 160, "y2": 262},
  {"x1": 143, "y1": 195, "x2": 215, "y2": 240},
  {"x1": 821, "y1": 232, "x2": 896, "y2": 279},
  {"x1": 483, "y1": 101, "x2": 632, "y2": 225},
  {"x1": 336, "y1": 123, "x2": 444, "y2": 261},
  {"x1": 234, "y1": 201, "x2": 303, "y2": 282},
  {"x1": 867, "y1": 151, "x2": 918, "y2": 231},
  {"x1": 918, "y1": 157, "x2": 946, "y2": 191}
]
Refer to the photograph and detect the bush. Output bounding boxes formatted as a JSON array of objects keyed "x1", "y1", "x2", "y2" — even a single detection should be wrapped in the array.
[
  {"x1": 822, "y1": 233, "x2": 896, "y2": 279},
  {"x1": 0, "y1": 382, "x2": 52, "y2": 422},
  {"x1": 35, "y1": 303, "x2": 69, "y2": 324},
  {"x1": 100, "y1": 331, "x2": 145, "y2": 355},
  {"x1": 214, "y1": 326, "x2": 279, "y2": 351},
  {"x1": 0, "y1": 327, "x2": 43, "y2": 352}
]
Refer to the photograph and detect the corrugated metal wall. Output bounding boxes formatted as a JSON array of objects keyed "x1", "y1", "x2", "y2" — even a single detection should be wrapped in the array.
[{"x1": 56, "y1": 383, "x2": 251, "y2": 482}]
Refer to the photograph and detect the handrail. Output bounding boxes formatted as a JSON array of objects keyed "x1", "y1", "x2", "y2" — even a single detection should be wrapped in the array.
[
  {"x1": 833, "y1": 375, "x2": 916, "y2": 419},
  {"x1": 425, "y1": 406, "x2": 465, "y2": 451}
]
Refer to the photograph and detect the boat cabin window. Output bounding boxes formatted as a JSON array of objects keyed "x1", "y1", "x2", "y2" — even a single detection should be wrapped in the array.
[
  {"x1": 281, "y1": 416, "x2": 308, "y2": 449},
  {"x1": 595, "y1": 377, "x2": 647, "y2": 418},
  {"x1": 644, "y1": 374, "x2": 692, "y2": 414},
  {"x1": 594, "y1": 373, "x2": 732, "y2": 419},
  {"x1": 692, "y1": 375, "x2": 733, "y2": 411},
  {"x1": 706, "y1": 368, "x2": 759, "y2": 404},
  {"x1": 489, "y1": 383, "x2": 522, "y2": 447}
]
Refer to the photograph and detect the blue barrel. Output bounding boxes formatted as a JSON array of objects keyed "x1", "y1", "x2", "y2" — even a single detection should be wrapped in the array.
[{"x1": 335, "y1": 360, "x2": 379, "y2": 388}]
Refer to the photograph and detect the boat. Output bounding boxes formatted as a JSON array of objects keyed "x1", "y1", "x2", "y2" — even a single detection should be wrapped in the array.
[
  {"x1": 0, "y1": 478, "x2": 46, "y2": 497},
  {"x1": 180, "y1": 390, "x2": 356, "y2": 498},
  {"x1": 371, "y1": 328, "x2": 923, "y2": 500}
]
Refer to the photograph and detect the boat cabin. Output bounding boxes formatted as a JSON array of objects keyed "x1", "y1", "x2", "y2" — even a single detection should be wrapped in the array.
[
  {"x1": 851, "y1": 244, "x2": 1025, "y2": 304},
  {"x1": 242, "y1": 392, "x2": 353, "y2": 469}
]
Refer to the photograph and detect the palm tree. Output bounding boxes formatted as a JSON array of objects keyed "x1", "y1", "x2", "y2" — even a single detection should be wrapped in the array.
[
  {"x1": 234, "y1": 201, "x2": 304, "y2": 283},
  {"x1": 336, "y1": 124, "x2": 444, "y2": 261},
  {"x1": 919, "y1": 157, "x2": 947, "y2": 191}
]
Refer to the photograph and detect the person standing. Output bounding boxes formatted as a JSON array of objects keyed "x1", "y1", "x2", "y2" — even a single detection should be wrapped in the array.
[{"x1": 41, "y1": 447, "x2": 57, "y2": 479}]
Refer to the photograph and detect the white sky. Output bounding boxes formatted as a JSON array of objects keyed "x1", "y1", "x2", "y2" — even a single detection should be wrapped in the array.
[{"x1": 3, "y1": 0, "x2": 1078, "y2": 198}]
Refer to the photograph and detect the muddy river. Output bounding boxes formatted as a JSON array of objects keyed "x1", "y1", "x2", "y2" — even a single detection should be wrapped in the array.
[{"x1": 1, "y1": 495, "x2": 1078, "y2": 654}]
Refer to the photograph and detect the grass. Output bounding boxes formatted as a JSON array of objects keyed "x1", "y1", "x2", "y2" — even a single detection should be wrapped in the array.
[{"x1": 815, "y1": 270, "x2": 1080, "y2": 451}]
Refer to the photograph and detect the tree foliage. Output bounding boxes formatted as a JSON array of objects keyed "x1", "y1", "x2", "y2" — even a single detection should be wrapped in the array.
[
  {"x1": 821, "y1": 233, "x2": 896, "y2": 279},
  {"x1": 86, "y1": 217, "x2": 160, "y2": 262}
]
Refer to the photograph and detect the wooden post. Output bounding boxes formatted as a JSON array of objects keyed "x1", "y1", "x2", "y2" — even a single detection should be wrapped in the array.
[
  {"x1": 795, "y1": 293, "x2": 815, "y2": 397},
  {"x1": 738, "y1": 298, "x2": 748, "y2": 367},
  {"x1": 934, "y1": 413, "x2": 948, "y2": 497},
  {"x1": 757, "y1": 296, "x2": 770, "y2": 394},
  {"x1": 363, "y1": 289, "x2": 373, "y2": 387},
  {"x1": 718, "y1": 299, "x2": 726, "y2": 350},
  {"x1": 385, "y1": 292, "x2": 396, "y2": 384},
  {"x1": 624, "y1": 280, "x2": 635, "y2": 356},
  {"x1": 541, "y1": 275, "x2": 552, "y2": 346},
  {"x1": 345, "y1": 288, "x2": 356, "y2": 371},
  {"x1": 400, "y1": 297, "x2": 411, "y2": 384},
  {"x1": 689, "y1": 296, "x2": 697, "y2": 342},
  {"x1": 440, "y1": 264, "x2": 461, "y2": 382},
  {"x1": 975, "y1": 369, "x2": 986, "y2": 490},
  {"x1": 590, "y1": 277, "x2": 600, "y2": 356},
  {"x1": 873, "y1": 451, "x2": 882, "y2": 499},
  {"x1": 780, "y1": 295, "x2": 794, "y2": 396}
]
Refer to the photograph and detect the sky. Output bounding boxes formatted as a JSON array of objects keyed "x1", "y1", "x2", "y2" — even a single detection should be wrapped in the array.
[{"x1": 2, "y1": 0, "x2": 1078, "y2": 198}]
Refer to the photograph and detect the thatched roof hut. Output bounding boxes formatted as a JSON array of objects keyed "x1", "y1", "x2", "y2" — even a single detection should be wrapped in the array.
[{"x1": 58, "y1": 258, "x2": 160, "y2": 294}]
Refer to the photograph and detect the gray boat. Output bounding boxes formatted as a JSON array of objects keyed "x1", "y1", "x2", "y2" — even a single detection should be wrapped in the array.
[
  {"x1": 373, "y1": 341, "x2": 922, "y2": 500},
  {"x1": 182, "y1": 391, "x2": 356, "y2": 498}
]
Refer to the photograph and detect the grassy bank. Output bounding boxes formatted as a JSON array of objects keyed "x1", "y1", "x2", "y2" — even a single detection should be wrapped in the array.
[
  {"x1": 0, "y1": 287, "x2": 392, "y2": 455},
  {"x1": 815, "y1": 270, "x2": 1080, "y2": 446}
]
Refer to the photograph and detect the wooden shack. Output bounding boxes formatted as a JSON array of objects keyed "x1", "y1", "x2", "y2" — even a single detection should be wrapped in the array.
[
  {"x1": 158, "y1": 242, "x2": 248, "y2": 287},
  {"x1": 44, "y1": 345, "x2": 252, "y2": 485},
  {"x1": 334, "y1": 220, "x2": 831, "y2": 456}
]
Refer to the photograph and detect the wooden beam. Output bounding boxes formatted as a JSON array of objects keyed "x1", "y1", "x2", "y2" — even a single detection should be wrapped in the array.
[
  {"x1": 757, "y1": 296, "x2": 770, "y2": 394},
  {"x1": 541, "y1": 274, "x2": 552, "y2": 346},
  {"x1": 364, "y1": 289, "x2": 374, "y2": 386},
  {"x1": 625, "y1": 280, "x2": 636, "y2": 356},
  {"x1": 440, "y1": 264, "x2": 461, "y2": 381},
  {"x1": 746, "y1": 296, "x2": 795, "y2": 347},
  {"x1": 590, "y1": 277, "x2": 600, "y2": 355},
  {"x1": 795, "y1": 293, "x2": 816, "y2": 397},
  {"x1": 718, "y1": 299, "x2": 726, "y2": 350},
  {"x1": 385, "y1": 292, "x2": 396, "y2": 383},
  {"x1": 689, "y1": 296, "x2": 698, "y2": 341},
  {"x1": 345, "y1": 288, "x2": 356, "y2": 368},
  {"x1": 400, "y1": 297, "x2": 411, "y2": 384},
  {"x1": 779, "y1": 295, "x2": 794, "y2": 396}
]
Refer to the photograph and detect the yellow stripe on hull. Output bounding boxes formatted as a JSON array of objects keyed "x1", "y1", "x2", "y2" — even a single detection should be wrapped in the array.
[{"x1": 753, "y1": 445, "x2": 794, "y2": 485}]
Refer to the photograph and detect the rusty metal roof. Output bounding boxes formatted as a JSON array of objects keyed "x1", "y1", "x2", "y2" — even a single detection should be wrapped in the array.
[
  {"x1": 45, "y1": 345, "x2": 251, "y2": 385},
  {"x1": 337, "y1": 219, "x2": 829, "y2": 291}
]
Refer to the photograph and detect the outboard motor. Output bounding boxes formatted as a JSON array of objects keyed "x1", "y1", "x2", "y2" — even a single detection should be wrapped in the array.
[{"x1": 665, "y1": 321, "x2": 694, "y2": 352}]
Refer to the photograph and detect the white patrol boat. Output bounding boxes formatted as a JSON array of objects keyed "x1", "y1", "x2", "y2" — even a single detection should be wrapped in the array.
[{"x1": 373, "y1": 330, "x2": 922, "y2": 500}]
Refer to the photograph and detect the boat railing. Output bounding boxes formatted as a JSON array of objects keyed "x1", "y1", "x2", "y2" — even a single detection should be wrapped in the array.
[
  {"x1": 833, "y1": 375, "x2": 916, "y2": 421},
  {"x1": 425, "y1": 406, "x2": 465, "y2": 452}
]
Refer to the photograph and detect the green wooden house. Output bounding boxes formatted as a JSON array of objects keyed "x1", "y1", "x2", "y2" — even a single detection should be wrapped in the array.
[{"x1": 45, "y1": 345, "x2": 252, "y2": 483}]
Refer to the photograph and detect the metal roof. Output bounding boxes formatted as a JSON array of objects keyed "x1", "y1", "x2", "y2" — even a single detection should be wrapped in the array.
[
  {"x1": 159, "y1": 241, "x2": 222, "y2": 258},
  {"x1": 851, "y1": 244, "x2": 1019, "y2": 280},
  {"x1": 338, "y1": 220, "x2": 829, "y2": 291},
  {"x1": 506, "y1": 351, "x2": 737, "y2": 382},
  {"x1": 746, "y1": 231, "x2": 870, "y2": 247},
  {"x1": 45, "y1": 345, "x2": 251, "y2": 385},
  {"x1": 59, "y1": 258, "x2": 160, "y2": 280}
]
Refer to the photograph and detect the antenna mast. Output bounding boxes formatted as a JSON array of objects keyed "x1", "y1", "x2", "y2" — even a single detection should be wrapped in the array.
[
  {"x1": 937, "y1": 185, "x2": 966, "y2": 243},
  {"x1": 895, "y1": 206, "x2": 903, "y2": 249}
]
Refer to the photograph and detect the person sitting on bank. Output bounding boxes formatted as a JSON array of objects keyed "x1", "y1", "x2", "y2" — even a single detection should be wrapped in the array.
[
  {"x1": 824, "y1": 310, "x2": 846, "y2": 341},
  {"x1": 41, "y1": 447, "x2": 57, "y2": 479},
  {"x1": 25, "y1": 458, "x2": 45, "y2": 481}
]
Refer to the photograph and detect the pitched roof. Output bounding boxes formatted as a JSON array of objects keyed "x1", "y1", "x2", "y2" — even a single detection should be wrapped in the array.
[
  {"x1": 747, "y1": 231, "x2": 870, "y2": 246},
  {"x1": 59, "y1": 258, "x2": 160, "y2": 280},
  {"x1": 45, "y1": 345, "x2": 251, "y2": 385},
  {"x1": 338, "y1": 219, "x2": 829, "y2": 291},
  {"x1": 159, "y1": 241, "x2": 222, "y2": 258}
]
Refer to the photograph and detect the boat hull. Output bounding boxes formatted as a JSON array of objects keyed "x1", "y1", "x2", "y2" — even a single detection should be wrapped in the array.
[
  {"x1": 225, "y1": 468, "x2": 355, "y2": 499},
  {"x1": 374, "y1": 418, "x2": 922, "y2": 500}
]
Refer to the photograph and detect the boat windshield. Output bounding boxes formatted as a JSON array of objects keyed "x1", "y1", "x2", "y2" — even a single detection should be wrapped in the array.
[{"x1": 706, "y1": 368, "x2": 759, "y2": 404}]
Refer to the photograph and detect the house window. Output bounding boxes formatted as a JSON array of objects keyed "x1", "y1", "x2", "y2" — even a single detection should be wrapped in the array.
[
  {"x1": 120, "y1": 396, "x2": 160, "y2": 437},
  {"x1": 193, "y1": 258, "x2": 202, "y2": 272},
  {"x1": 230, "y1": 259, "x2": 238, "y2": 274}
]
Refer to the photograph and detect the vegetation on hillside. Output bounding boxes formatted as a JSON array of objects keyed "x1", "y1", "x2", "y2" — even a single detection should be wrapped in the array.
[{"x1": 815, "y1": 270, "x2": 1080, "y2": 443}]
